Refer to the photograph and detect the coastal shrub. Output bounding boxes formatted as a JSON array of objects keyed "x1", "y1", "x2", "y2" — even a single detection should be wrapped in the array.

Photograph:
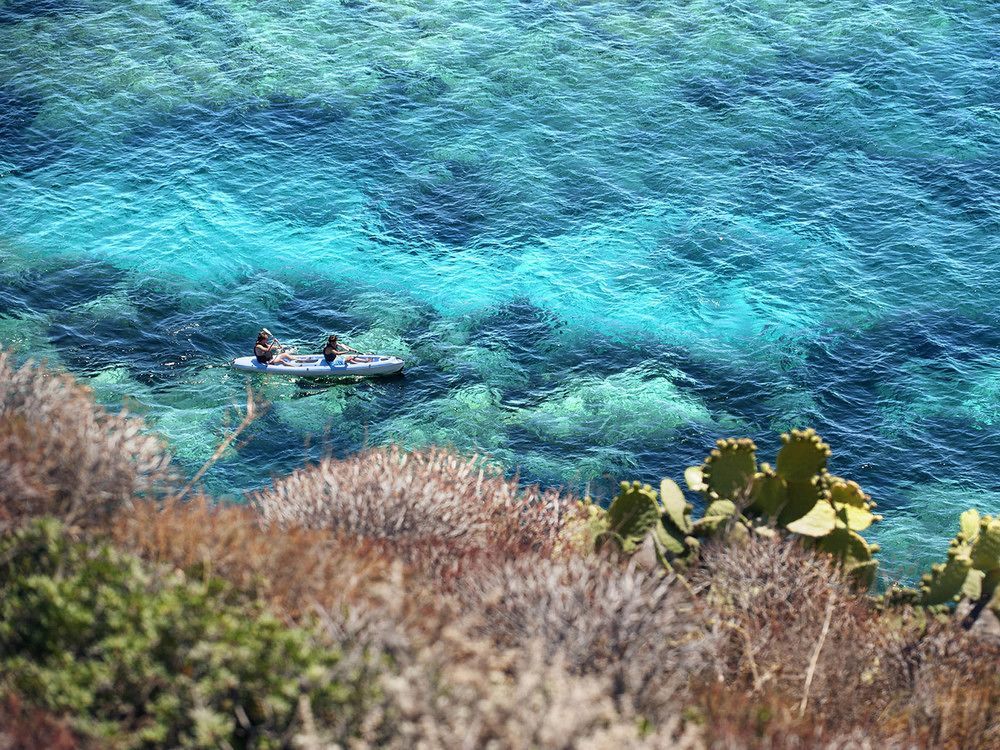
[
  {"x1": 691, "y1": 535, "x2": 906, "y2": 724},
  {"x1": 0, "y1": 350, "x2": 172, "y2": 528},
  {"x1": 457, "y1": 555, "x2": 710, "y2": 722},
  {"x1": 112, "y1": 496, "x2": 396, "y2": 625},
  {"x1": 903, "y1": 623, "x2": 1000, "y2": 748},
  {"x1": 360, "y1": 634, "x2": 704, "y2": 750},
  {"x1": 0, "y1": 519, "x2": 378, "y2": 749},
  {"x1": 252, "y1": 446, "x2": 567, "y2": 578}
]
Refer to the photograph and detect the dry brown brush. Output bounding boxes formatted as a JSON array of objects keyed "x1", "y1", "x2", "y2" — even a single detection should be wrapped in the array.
[
  {"x1": 0, "y1": 350, "x2": 173, "y2": 528},
  {"x1": 690, "y1": 536, "x2": 1000, "y2": 748},
  {"x1": 459, "y1": 554, "x2": 711, "y2": 723},
  {"x1": 252, "y1": 446, "x2": 568, "y2": 582},
  {"x1": 0, "y1": 694, "x2": 86, "y2": 750},
  {"x1": 111, "y1": 497, "x2": 397, "y2": 624},
  {"x1": 301, "y1": 573, "x2": 703, "y2": 750}
]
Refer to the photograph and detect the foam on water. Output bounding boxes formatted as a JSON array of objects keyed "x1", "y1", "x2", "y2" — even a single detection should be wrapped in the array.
[{"x1": 1, "y1": 0, "x2": 999, "y2": 577}]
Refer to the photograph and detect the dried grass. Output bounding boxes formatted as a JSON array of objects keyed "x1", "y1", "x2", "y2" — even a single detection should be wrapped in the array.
[
  {"x1": 252, "y1": 447, "x2": 568, "y2": 580},
  {"x1": 0, "y1": 351, "x2": 172, "y2": 528},
  {"x1": 692, "y1": 536, "x2": 906, "y2": 717},
  {"x1": 901, "y1": 622, "x2": 1000, "y2": 749},
  {"x1": 111, "y1": 497, "x2": 396, "y2": 624},
  {"x1": 303, "y1": 584, "x2": 703, "y2": 750},
  {"x1": 457, "y1": 555, "x2": 711, "y2": 722}
]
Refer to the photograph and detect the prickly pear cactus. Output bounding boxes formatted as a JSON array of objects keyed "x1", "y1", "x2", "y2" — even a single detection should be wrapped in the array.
[
  {"x1": 702, "y1": 438, "x2": 757, "y2": 503},
  {"x1": 970, "y1": 516, "x2": 1000, "y2": 572},
  {"x1": 747, "y1": 465, "x2": 785, "y2": 517},
  {"x1": 682, "y1": 429, "x2": 880, "y2": 584},
  {"x1": 602, "y1": 481, "x2": 661, "y2": 553},
  {"x1": 775, "y1": 428, "x2": 830, "y2": 482},
  {"x1": 828, "y1": 479, "x2": 881, "y2": 532},
  {"x1": 778, "y1": 475, "x2": 830, "y2": 527},
  {"x1": 909, "y1": 510, "x2": 1000, "y2": 617},
  {"x1": 660, "y1": 478, "x2": 693, "y2": 535},
  {"x1": 815, "y1": 527, "x2": 880, "y2": 586},
  {"x1": 692, "y1": 499, "x2": 739, "y2": 536},
  {"x1": 919, "y1": 543, "x2": 974, "y2": 606}
]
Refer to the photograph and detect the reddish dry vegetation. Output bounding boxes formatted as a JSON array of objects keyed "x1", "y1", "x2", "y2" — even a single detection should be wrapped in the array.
[
  {"x1": 0, "y1": 351, "x2": 172, "y2": 528},
  {"x1": 0, "y1": 695, "x2": 86, "y2": 750},
  {"x1": 252, "y1": 445, "x2": 571, "y2": 583},
  {"x1": 690, "y1": 538, "x2": 1000, "y2": 749},
  {"x1": 2, "y1": 351, "x2": 1000, "y2": 749}
]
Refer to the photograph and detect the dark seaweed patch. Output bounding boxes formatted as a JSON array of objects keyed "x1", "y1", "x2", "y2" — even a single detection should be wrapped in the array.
[
  {"x1": 904, "y1": 156, "x2": 1000, "y2": 224},
  {"x1": 0, "y1": 83, "x2": 42, "y2": 141},
  {"x1": 0, "y1": 260, "x2": 126, "y2": 317},
  {"x1": 0, "y1": 0, "x2": 88, "y2": 25},
  {"x1": 682, "y1": 78, "x2": 740, "y2": 112},
  {"x1": 469, "y1": 297, "x2": 565, "y2": 354}
]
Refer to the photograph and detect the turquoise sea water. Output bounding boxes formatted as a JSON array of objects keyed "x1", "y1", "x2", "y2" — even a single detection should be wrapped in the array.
[{"x1": 1, "y1": 0, "x2": 998, "y2": 578}]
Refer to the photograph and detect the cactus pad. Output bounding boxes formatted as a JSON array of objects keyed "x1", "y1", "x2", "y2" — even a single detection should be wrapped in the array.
[
  {"x1": 818, "y1": 527, "x2": 876, "y2": 565},
  {"x1": 970, "y1": 517, "x2": 1000, "y2": 571},
  {"x1": 684, "y1": 466, "x2": 706, "y2": 492},
  {"x1": 606, "y1": 481, "x2": 661, "y2": 552},
  {"x1": 654, "y1": 521, "x2": 688, "y2": 556},
  {"x1": 962, "y1": 569, "x2": 985, "y2": 601},
  {"x1": 919, "y1": 546, "x2": 973, "y2": 606},
  {"x1": 778, "y1": 477, "x2": 829, "y2": 527},
  {"x1": 747, "y1": 467, "x2": 786, "y2": 518},
  {"x1": 702, "y1": 438, "x2": 757, "y2": 502},
  {"x1": 660, "y1": 478, "x2": 693, "y2": 534},
  {"x1": 828, "y1": 479, "x2": 870, "y2": 508},
  {"x1": 959, "y1": 508, "x2": 981, "y2": 541},
  {"x1": 776, "y1": 428, "x2": 830, "y2": 483},
  {"x1": 692, "y1": 499, "x2": 738, "y2": 536},
  {"x1": 785, "y1": 500, "x2": 837, "y2": 537}
]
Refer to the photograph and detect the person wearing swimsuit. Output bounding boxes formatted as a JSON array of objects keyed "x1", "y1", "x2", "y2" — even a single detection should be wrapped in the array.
[
  {"x1": 255, "y1": 330, "x2": 295, "y2": 366},
  {"x1": 323, "y1": 335, "x2": 362, "y2": 365}
]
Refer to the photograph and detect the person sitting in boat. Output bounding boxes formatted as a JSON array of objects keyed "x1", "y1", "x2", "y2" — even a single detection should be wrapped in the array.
[
  {"x1": 255, "y1": 330, "x2": 295, "y2": 366},
  {"x1": 323, "y1": 335, "x2": 363, "y2": 364}
]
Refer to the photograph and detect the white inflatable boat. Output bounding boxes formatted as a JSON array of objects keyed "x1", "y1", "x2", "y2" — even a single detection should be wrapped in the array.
[{"x1": 231, "y1": 354, "x2": 404, "y2": 377}]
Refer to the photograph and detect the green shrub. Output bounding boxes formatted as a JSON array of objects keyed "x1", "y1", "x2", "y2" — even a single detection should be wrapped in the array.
[{"x1": 0, "y1": 519, "x2": 376, "y2": 749}]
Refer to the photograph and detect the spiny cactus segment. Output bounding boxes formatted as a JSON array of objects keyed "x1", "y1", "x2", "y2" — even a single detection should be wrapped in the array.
[
  {"x1": 900, "y1": 510, "x2": 1000, "y2": 621},
  {"x1": 970, "y1": 516, "x2": 1000, "y2": 572},
  {"x1": 776, "y1": 428, "x2": 830, "y2": 482},
  {"x1": 587, "y1": 430, "x2": 882, "y2": 585},
  {"x1": 589, "y1": 431, "x2": 998, "y2": 626},
  {"x1": 920, "y1": 543, "x2": 974, "y2": 606},
  {"x1": 660, "y1": 478, "x2": 693, "y2": 535},
  {"x1": 828, "y1": 478, "x2": 881, "y2": 533},
  {"x1": 602, "y1": 481, "x2": 661, "y2": 554},
  {"x1": 778, "y1": 476, "x2": 830, "y2": 527},
  {"x1": 748, "y1": 465, "x2": 785, "y2": 517},
  {"x1": 688, "y1": 429, "x2": 880, "y2": 584},
  {"x1": 702, "y1": 438, "x2": 756, "y2": 503}
]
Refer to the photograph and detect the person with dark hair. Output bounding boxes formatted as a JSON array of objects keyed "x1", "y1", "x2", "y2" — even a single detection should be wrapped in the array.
[
  {"x1": 254, "y1": 330, "x2": 295, "y2": 366},
  {"x1": 323, "y1": 335, "x2": 363, "y2": 364}
]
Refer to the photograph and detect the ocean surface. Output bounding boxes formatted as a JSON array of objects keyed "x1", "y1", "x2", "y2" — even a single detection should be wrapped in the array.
[{"x1": 1, "y1": 0, "x2": 998, "y2": 579}]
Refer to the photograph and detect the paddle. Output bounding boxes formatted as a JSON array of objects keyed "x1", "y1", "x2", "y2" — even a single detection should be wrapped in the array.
[{"x1": 261, "y1": 328, "x2": 295, "y2": 354}]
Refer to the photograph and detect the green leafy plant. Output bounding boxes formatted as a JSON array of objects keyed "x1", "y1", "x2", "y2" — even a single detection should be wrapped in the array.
[{"x1": 0, "y1": 519, "x2": 376, "y2": 749}]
